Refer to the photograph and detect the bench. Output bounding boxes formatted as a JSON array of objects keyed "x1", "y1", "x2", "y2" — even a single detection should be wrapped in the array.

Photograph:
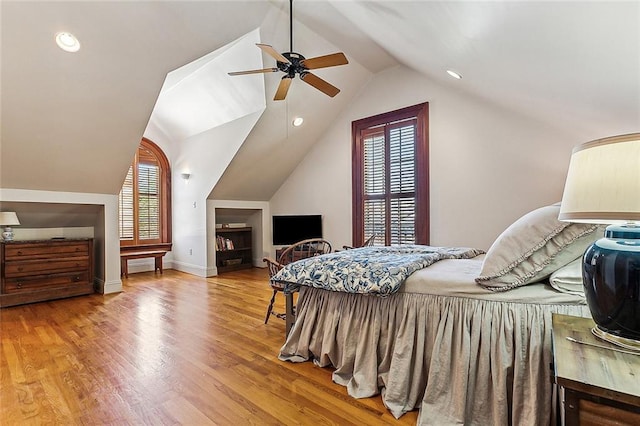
[{"x1": 120, "y1": 250, "x2": 167, "y2": 278}]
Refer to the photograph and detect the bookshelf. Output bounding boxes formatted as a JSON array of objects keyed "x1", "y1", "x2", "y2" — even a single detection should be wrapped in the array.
[{"x1": 215, "y1": 227, "x2": 252, "y2": 273}]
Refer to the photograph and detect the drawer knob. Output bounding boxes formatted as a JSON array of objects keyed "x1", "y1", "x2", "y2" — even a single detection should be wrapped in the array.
[
  {"x1": 74, "y1": 276, "x2": 81, "y2": 282},
  {"x1": 17, "y1": 251, "x2": 23, "y2": 255},
  {"x1": 16, "y1": 281, "x2": 22, "y2": 288}
]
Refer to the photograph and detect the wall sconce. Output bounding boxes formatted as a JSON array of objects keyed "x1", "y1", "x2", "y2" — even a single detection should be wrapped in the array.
[
  {"x1": 181, "y1": 173, "x2": 191, "y2": 181},
  {"x1": 0, "y1": 211, "x2": 21, "y2": 241}
]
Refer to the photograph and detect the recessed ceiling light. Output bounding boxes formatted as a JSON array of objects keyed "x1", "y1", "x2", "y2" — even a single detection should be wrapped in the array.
[
  {"x1": 446, "y1": 70, "x2": 462, "y2": 80},
  {"x1": 292, "y1": 117, "x2": 304, "y2": 127},
  {"x1": 55, "y1": 32, "x2": 80, "y2": 53}
]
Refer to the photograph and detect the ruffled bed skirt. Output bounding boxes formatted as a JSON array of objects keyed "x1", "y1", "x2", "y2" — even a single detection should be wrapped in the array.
[{"x1": 279, "y1": 287, "x2": 590, "y2": 425}]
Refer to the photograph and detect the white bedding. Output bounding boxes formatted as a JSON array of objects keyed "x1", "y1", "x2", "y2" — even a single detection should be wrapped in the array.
[
  {"x1": 401, "y1": 254, "x2": 586, "y2": 304},
  {"x1": 279, "y1": 255, "x2": 590, "y2": 425}
]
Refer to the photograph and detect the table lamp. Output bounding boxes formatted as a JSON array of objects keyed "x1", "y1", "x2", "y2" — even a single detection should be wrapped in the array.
[
  {"x1": 559, "y1": 132, "x2": 640, "y2": 350},
  {"x1": 0, "y1": 211, "x2": 20, "y2": 241}
]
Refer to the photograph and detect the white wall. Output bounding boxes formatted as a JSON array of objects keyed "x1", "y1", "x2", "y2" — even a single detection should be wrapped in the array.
[
  {"x1": 169, "y1": 110, "x2": 265, "y2": 277},
  {"x1": 271, "y1": 65, "x2": 581, "y2": 251}
]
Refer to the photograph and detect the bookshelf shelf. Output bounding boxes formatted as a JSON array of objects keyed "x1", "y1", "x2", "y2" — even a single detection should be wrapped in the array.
[{"x1": 215, "y1": 227, "x2": 252, "y2": 273}]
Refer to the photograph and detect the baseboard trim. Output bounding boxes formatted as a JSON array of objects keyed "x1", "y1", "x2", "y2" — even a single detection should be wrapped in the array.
[
  {"x1": 206, "y1": 265, "x2": 218, "y2": 277},
  {"x1": 103, "y1": 278, "x2": 123, "y2": 294},
  {"x1": 172, "y1": 260, "x2": 209, "y2": 277}
]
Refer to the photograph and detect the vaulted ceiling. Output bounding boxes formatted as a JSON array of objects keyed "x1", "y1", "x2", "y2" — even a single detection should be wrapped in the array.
[{"x1": 2, "y1": 1, "x2": 638, "y2": 199}]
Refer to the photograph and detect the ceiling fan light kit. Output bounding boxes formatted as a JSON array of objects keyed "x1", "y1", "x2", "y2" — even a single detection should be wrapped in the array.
[
  {"x1": 228, "y1": 0, "x2": 348, "y2": 101},
  {"x1": 55, "y1": 32, "x2": 80, "y2": 53}
]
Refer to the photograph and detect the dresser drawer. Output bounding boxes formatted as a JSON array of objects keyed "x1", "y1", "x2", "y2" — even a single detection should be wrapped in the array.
[
  {"x1": 4, "y1": 258, "x2": 90, "y2": 278},
  {"x1": 1, "y1": 238, "x2": 94, "y2": 307},
  {"x1": 579, "y1": 399, "x2": 640, "y2": 425},
  {"x1": 3, "y1": 242, "x2": 89, "y2": 261},
  {"x1": 3, "y1": 272, "x2": 91, "y2": 293}
]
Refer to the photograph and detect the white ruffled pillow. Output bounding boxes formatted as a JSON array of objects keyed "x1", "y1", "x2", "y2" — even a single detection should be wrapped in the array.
[{"x1": 476, "y1": 204, "x2": 600, "y2": 291}]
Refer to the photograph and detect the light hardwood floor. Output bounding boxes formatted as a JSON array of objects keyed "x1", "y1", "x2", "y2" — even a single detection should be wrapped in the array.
[{"x1": 0, "y1": 268, "x2": 417, "y2": 425}]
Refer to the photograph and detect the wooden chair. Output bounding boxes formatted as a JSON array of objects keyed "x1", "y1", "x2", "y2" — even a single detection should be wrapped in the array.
[
  {"x1": 342, "y1": 234, "x2": 378, "y2": 250},
  {"x1": 262, "y1": 238, "x2": 332, "y2": 328}
]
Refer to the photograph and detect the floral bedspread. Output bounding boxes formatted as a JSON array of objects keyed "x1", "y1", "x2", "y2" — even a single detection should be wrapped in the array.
[{"x1": 271, "y1": 245, "x2": 484, "y2": 296}]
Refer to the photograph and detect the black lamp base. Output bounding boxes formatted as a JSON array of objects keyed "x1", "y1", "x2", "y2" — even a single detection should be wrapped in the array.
[{"x1": 582, "y1": 224, "x2": 640, "y2": 343}]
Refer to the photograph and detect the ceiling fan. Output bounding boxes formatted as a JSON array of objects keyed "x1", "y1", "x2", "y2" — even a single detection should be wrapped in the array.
[{"x1": 228, "y1": 0, "x2": 349, "y2": 101}]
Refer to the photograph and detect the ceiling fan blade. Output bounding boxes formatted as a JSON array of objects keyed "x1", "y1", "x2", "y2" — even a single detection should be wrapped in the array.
[
  {"x1": 300, "y1": 72, "x2": 340, "y2": 98},
  {"x1": 300, "y1": 52, "x2": 349, "y2": 70},
  {"x1": 256, "y1": 43, "x2": 290, "y2": 64},
  {"x1": 274, "y1": 77, "x2": 293, "y2": 101},
  {"x1": 228, "y1": 67, "x2": 278, "y2": 76}
]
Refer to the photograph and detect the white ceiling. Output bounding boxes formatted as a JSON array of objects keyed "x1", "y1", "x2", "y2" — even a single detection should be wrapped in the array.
[
  {"x1": 148, "y1": 28, "x2": 267, "y2": 142},
  {"x1": 330, "y1": 1, "x2": 640, "y2": 130},
  {"x1": 1, "y1": 1, "x2": 639, "y2": 198}
]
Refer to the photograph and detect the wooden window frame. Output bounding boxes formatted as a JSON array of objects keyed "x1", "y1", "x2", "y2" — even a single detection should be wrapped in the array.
[
  {"x1": 352, "y1": 102, "x2": 429, "y2": 246},
  {"x1": 119, "y1": 138, "x2": 172, "y2": 251}
]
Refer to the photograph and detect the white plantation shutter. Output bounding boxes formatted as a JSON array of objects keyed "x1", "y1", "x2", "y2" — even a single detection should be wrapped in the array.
[
  {"x1": 389, "y1": 124, "x2": 415, "y2": 195},
  {"x1": 137, "y1": 163, "x2": 160, "y2": 240},
  {"x1": 363, "y1": 130, "x2": 387, "y2": 242},
  {"x1": 364, "y1": 131, "x2": 385, "y2": 195},
  {"x1": 362, "y1": 120, "x2": 417, "y2": 246},
  {"x1": 363, "y1": 199, "x2": 386, "y2": 241},
  {"x1": 390, "y1": 197, "x2": 416, "y2": 244},
  {"x1": 353, "y1": 103, "x2": 429, "y2": 246},
  {"x1": 119, "y1": 166, "x2": 134, "y2": 240},
  {"x1": 389, "y1": 122, "x2": 417, "y2": 245}
]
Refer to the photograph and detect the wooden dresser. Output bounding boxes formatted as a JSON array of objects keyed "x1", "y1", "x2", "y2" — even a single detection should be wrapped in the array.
[{"x1": 0, "y1": 238, "x2": 94, "y2": 308}]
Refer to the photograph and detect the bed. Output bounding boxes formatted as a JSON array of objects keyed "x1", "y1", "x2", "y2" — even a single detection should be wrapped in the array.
[{"x1": 273, "y1": 204, "x2": 601, "y2": 425}]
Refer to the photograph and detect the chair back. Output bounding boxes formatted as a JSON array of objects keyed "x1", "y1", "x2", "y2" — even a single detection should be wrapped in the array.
[
  {"x1": 363, "y1": 234, "x2": 377, "y2": 247},
  {"x1": 262, "y1": 238, "x2": 332, "y2": 292},
  {"x1": 343, "y1": 234, "x2": 378, "y2": 250},
  {"x1": 277, "y1": 238, "x2": 332, "y2": 265},
  {"x1": 264, "y1": 258, "x2": 282, "y2": 279}
]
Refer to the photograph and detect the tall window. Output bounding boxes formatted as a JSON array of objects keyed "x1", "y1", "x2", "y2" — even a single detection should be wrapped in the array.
[
  {"x1": 352, "y1": 103, "x2": 429, "y2": 246},
  {"x1": 119, "y1": 138, "x2": 172, "y2": 248}
]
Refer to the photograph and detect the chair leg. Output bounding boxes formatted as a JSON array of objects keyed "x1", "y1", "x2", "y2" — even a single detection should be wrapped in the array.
[{"x1": 264, "y1": 289, "x2": 278, "y2": 324}]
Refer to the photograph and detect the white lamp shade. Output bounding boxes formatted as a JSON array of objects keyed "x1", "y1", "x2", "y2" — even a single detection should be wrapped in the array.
[
  {"x1": 0, "y1": 211, "x2": 20, "y2": 226},
  {"x1": 559, "y1": 133, "x2": 640, "y2": 224}
]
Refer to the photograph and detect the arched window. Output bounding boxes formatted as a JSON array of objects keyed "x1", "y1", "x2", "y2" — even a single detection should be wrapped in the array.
[{"x1": 119, "y1": 138, "x2": 172, "y2": 250}]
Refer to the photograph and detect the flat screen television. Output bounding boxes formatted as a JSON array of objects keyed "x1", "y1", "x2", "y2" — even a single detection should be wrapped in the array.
[{"x1": 272, "y1": 215, "x2": 322, "y2": 246}]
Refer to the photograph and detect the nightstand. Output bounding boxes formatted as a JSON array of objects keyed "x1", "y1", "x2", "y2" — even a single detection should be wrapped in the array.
[{"x1": 552, "y1": 314, "x2": 640, "y2": 426}]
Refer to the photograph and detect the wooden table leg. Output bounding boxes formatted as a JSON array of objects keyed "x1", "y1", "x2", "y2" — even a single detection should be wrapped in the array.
[
  {"x1": 154, "y1": 255, "x2": 163, "y2": 274},
  {"x1": 285, "y1": 292, "x2": 294, "y2": 338},
  {"x1": 120, "y1": 258, "x2": 128, "y2": 278}
]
